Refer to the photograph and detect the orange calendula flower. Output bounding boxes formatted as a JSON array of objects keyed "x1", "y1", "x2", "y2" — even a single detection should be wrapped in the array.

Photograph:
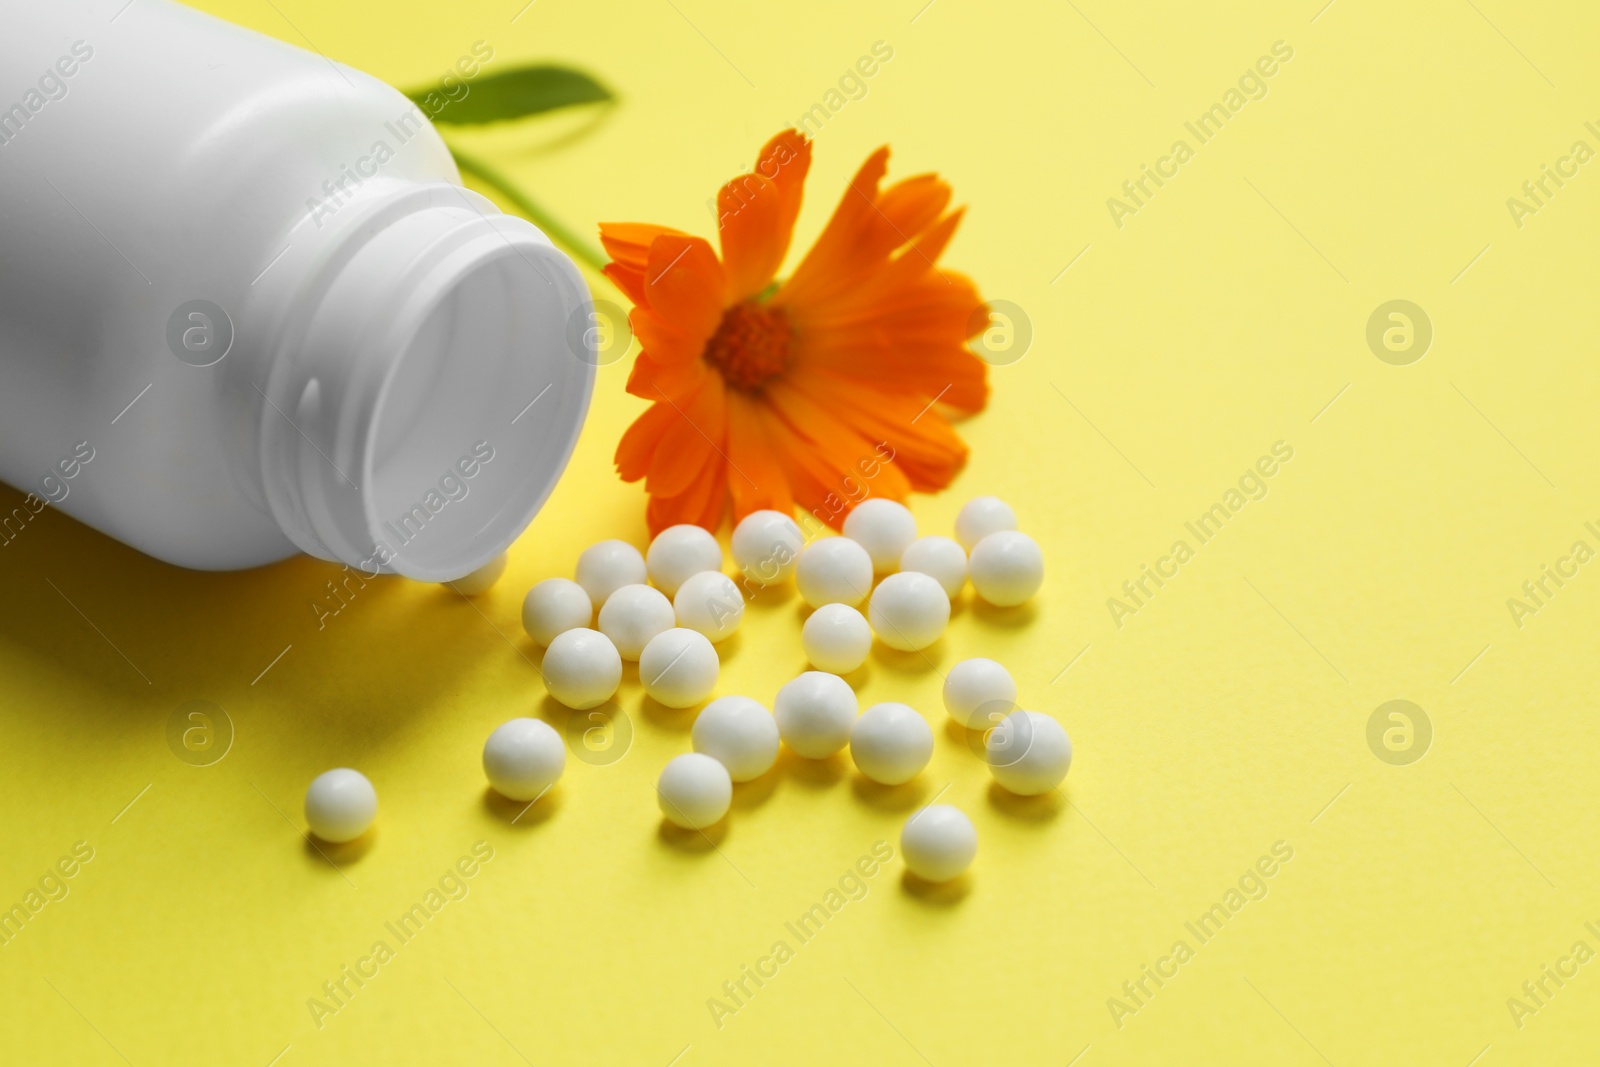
[{"x1": 600, "y1": 130, "x2": 988, "y2": 534}]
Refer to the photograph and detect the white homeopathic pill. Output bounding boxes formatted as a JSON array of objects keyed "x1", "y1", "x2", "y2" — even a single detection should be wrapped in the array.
[
  {"x1": 730, "y1": 509, "x2": 804, "y2": 585},
  {"x1": 692, "y1": 695, "x2": 780, "y2": 781},
  {"x1": 482, "y1": 717, "x2": 566, "y2": 802},
  {"x1": 986, "y1": 710, "x2": 1072, "y2": 796},
  {"x1": 794, "y1": 536, "x2": 874, "y2": 608},
  {"x1": 656, "y1": 752, "x2": 733, "y2": 829},
  {"x1": 867, "y1": 570, "x2": 950, "y2": 651},
  {"x1": 801, "y1": 603, "x2": 873, "y2": 674},
  {"x1": 574, "y1": 540, "x2": 648, "y2": 606},
  {"x1": 968, "y1": 530, "x2": 1044, "y2": 607},
  {"x1": 646, "y1": 524, "x2": 723, "y2": 597},
  {"x1": 639, "y1": 628, "x2": 719, "y2": 708},
  {"x1": 899, "y1": 535, "x2": 967, "y2": 599},
  {"x1": 448, "y1": 552, "x2": 507, "y2": 596},
  {"x1": 900, "y1": 804, "x2": 977, "y2": 882},
  {"x1": 673, "y1": 569, "x2": 745, "y2": 642},
  {"x1": 842, "y1": 498, "x2": 918, "y2": 573},
  {"x1": 773, "y1": 671, "x2": 859, "y2": 758},
  {"x1": 541, "y1": 627, "x2": 622, "y2": 710},
  {"x1": 521, "y1": 577, "x2": 593, "y2": 647},
  {"x1": 304, "y1": 768, "x2": 377, "y2": 844},
  {"x1": 942, "y1": 657, "x2": 1019, "y2": 730},
  {"x1": 954, "y1": 496, "x2": 1018, "y2": 552},
  {"x1": 597, "y1": 583, "x2": 676, "y2": 660},
  {"x1": 849, "y1": 703, "x2": 933, "y2": 785}
]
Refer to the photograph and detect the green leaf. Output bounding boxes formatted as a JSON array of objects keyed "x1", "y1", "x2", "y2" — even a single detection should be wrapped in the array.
[{"x1": 407, "y1": 65, "x2": 613, "y2": 125}]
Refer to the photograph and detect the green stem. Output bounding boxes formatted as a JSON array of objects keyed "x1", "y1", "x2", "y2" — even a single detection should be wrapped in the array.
[{"x1": 445, "y1": 142, "x2": 607, "y2": 274}]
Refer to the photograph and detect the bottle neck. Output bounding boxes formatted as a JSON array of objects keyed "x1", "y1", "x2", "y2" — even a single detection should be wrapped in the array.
[{"x1": 255, "y1": 183, "x2": 595, "y2": 581}]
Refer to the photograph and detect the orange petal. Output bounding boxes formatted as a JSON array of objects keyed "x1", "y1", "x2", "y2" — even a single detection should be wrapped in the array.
[
  {"x1": 626, "y1": 350, "x2": 709, "y2": 402},
  {"x1": 646, "y1": 375, "x2": 726, "y2": 499},
  {"x1": 602, "y1": 261, "x2": 648, "y2": 307},
  {"x1": 614, "y1": 401, "x2": 678, "y2": 482},
  {"x1": 600, "y1": 222, "x2": 687, "y2": 271},
  {"x1": 778, "y1": 147, "x2": 889, "y2": 309},
  {"x1": 648, "y1": 457, "x2": 727, "y2": 535},
  {"x1": 643, "y1": 234, "x2": 726, "y2": 341},
  {"x1": 725, "y1": 392, "x2": 794, "y2": 520},
  {"x1": 716, "y1": 130, "x2": 813, "y2": 303}
]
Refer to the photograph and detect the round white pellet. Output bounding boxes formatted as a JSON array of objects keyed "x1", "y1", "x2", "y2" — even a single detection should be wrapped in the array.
[
  {"x1": 673, "y1": 570, "x2": 745, "y2": 642},
  {"x1": 304, "y1": 768, "x2": 376, "y2": 843},
  {"x1": 867, "y1": 571, "x2": 950, "y2": 651},
  {"x1": 692, "y1": 695, "x2": 779, "y2": 781},
  {"x1": 657, "y1": 752, "x2": 732, "y2": 829},
  {"x1": 801, "y1": 603, "x2": 873, "y2": 674},
  {"x1": 575, "y1": 540, "x2": 647, "y2": 606},
  {"x1": 541, "y1": 627, "x2": 622, "y2": 710},
  {"x1": 986, "y1": 710, "x2": 1072, "y2": 796},
  {"x1": 900, "y1": 805, "x2": 977, "y2": 882},
  {"x1": 842, "y1": 498, "x2": 918, "y2": 573},
  {"x1": 794, "y1": 536, "x2": 874, "y2": 608},
  {"x1": 773, "y1": 671, "x2": 859, "y2": 758},
  {"x1": 639, "y1": 628, "x2": 719, "y2": 708},
  {"x1": 482, "y1": 717, "x2": 565, "y2": 802},
  {"x1": 942, "y1": 657, "x2": 1019, "y2": 729},
  {"x1": 597, "y1": 583, "x2": 676, "y2": 660},
  {"x1": 899, "y1": 536, "x2": 967, "y2": 599},
  {"x1": 730, "y1": 509, "x2": 804, "y2": 585},
  {"x1": 448, "y1": 552, "x2": 507, "y2": 596},
  {"x1": 955, "y1": 496, "x2": 1018, "y2": 551},
  {"x1": 521, "y1": 577, "x2": 593, "y2": 646},
  {"x1": 968, "y1": 530, "x2": 1044, "y2": 607},
  {"x1": 849, "y1": 703, "x2": 933, "y2": 785},
  {"x1": 646, "y1": 524, "x2": 723, "y2": 597}
]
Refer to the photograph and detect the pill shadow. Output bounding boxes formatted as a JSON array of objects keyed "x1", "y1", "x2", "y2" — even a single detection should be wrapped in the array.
[
  {"x1": 850, "y1": 775, "x2": 928, "y2": 812},
  {"x1": 730, "y1": 766, "x2": 780, "y2": 812},
  {"x1": 869, "y1": 638, "x2": 947, "y2": 676},
  {"x1": 900, "y1": 869, "x2": 972, "y2": 905},
  {"x1": 970, "y1": 599, "x2": 1038, "y2": 629},
  {"x1": 306, "y1": 827, "x2": 375, "y2": 869},
  {"x1": 986, "y1": 780, "x2": 1064, "y2": 823},
  {"x1": 637, "y1": 693, "x2": 698, "y2": 733},
  {"x1": 479, "y1": 785, "x2": 561, "y2": 828},
  {"x1": 743, "y1": 581, "x2": 796, "y2": 611},
  {"x1": 775, "y1": 747, "x2": 848, "y2": 790},
  {"x1": 656, "y1": 817, "x2": 729, "y2": 853}
]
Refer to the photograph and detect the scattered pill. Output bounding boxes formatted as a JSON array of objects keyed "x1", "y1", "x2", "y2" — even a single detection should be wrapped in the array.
[
  {"x1": 448, "y1": 552, "x2": 507, "y2": 596},
  {"x1": 646, "y1": 524, "x2": 723, "y2": 597},
  {"x1": 968, "y1": 530, "x2": 1044, "y2": 607},
  {"x1": 598, "y1": 583, "x2": 676, "y2": 660},
  {"x1": 773, "y1": 671, "x2": 859, "y2": 758},
  {"x1": 673, "y1": 569, "x2": 745, "y2": 642},
  {"x1": 942, "y1": 657, "x2": 1018, "y2": 730},
  {"x1": 986, "y1": 710, "x2": 1072, "y2": 796},
  {"x1": 692, "y1": 695, "x2": 780, "y2": 781},
  {"x1": 575, "y1": 540, "x2": 648, "y2": 606},
  {"x1": 899, "y1": 535, "x2": 967, "y2": 598},
  {"x1": 842, "y1": 498, "x2": 917, "y2": 573},
  {"x1": 482, "y1": 717, "x2": 565, "y2": 802},
  {"x1": 868, "y1": 570, "x2": 950, "y2": 651},
  {"x1": 639, "y1": 627, "x2": 719, "y2": 708},
  {"x1": 541, "y1": 627, "x2": 622, "y2": 710},
  {"x1": 954, "y1": 496, "x2": 1018, "y2": 552},
  {"x1": 900, "y1": 804, "x2": 977, "y2": 882},
  {"x1": 731, "y1": 510, "x2": 804, "y2": 585},
  {"x1": 801, "y1": 603, "x2": 873, "y2": 674},
  {"x1": 657, "y1": 752, "x2": 732, "y2": 829},
  {"x1": 795, "y1": 536, "x2": 874, "y2": 608},
  {"x1": 521, "y1": 577, "x2": 593, "y2": 646},
  {"x1": 849, "y1": 703, "x2": 933, "y2": 785},
  {"x1": 304, "y1": 768, "x2": 377, "y2": 844}
]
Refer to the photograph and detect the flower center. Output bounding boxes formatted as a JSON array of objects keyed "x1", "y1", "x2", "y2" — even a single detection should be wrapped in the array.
[{"x1": 703, "y1": 300, "x2": 794, "y2": 392}]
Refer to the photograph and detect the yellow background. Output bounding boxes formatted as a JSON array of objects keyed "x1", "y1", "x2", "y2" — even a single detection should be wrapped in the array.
[{"x1": 5, "y1": 0, "x2": 1600, "y2": 1063}]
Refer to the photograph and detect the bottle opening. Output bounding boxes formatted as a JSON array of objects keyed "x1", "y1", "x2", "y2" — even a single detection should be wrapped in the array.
[{"x1": 365, "y1": 245, "x2": 591, "y2": 582}]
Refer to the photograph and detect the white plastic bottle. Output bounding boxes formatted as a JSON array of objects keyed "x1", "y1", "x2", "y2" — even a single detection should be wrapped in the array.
[{"x1": 0, "y1": 1, "x2": 596, "y2": 581}]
